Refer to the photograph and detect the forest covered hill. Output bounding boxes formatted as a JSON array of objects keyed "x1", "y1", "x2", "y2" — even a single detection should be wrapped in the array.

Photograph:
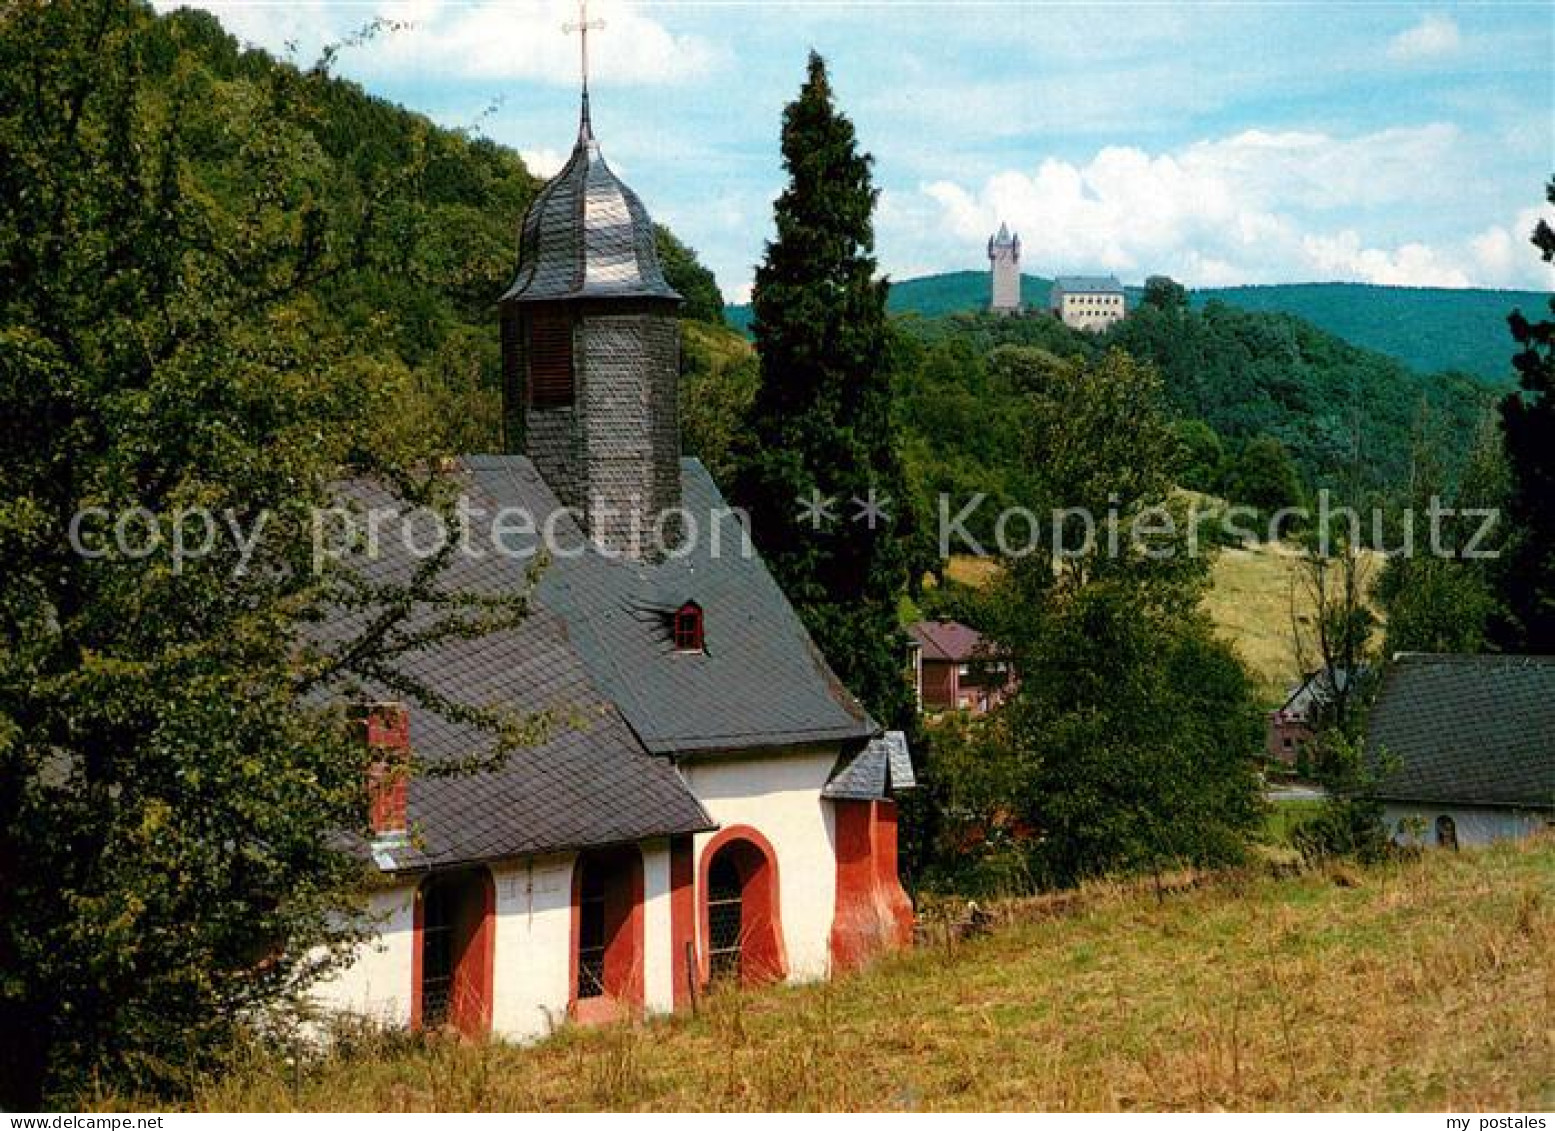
[
  {"x1": 727, "y1": 271, "x2": 1545, "y2": 384},
  {"x1": 67, "y1": 4, "x2": 728, "y2": 463},
  {"x1": 93, "y1": 5, "x2": 1499, "y2": 547}
]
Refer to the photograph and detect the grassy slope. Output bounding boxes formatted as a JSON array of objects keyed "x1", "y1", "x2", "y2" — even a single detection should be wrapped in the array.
[
  {"x1": 1205, "y1": 545, "x2": 1314, "y2": 703},
  {"x1": 729, "y1": 273, "x2": 1546, "y2": 382},
  {"x1": 180, "y1": 837, "x2": 1554, "y2": 1111},
  {"x1": 946, "y1": 543, "x2": 1380, "y2": 706},
  {"x1": 1203, "y1": 544, "x2": 1383, "y2": 705}
]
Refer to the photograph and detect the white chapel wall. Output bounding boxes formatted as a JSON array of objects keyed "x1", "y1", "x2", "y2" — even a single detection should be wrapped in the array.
[
  {"x1": 308, "y1": 882, "x2": 416, "y2": 1029},
  {"x1": 681, "y1": 747, "x2": 840, "y2": 981},
  {"x1": 1383, "y1": 803, "x2": 1548, "y2": 849},
  {"x1": 490, "y1": 852, "x2": 575, "y2": 1041},
  {"x1": 639, "y1": 838, "x2": 675, "y2": 1014}
]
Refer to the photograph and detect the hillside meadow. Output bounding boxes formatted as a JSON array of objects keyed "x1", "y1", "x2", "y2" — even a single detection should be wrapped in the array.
[
  {"x1": 943, "y1": 543, "x2": 1382, "y2": 705},
  {"x1": 112, "y1": 835, "x2": 1554, "y2": 1113}
]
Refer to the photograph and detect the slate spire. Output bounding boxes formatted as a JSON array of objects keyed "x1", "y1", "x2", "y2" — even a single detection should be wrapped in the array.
[{"x1": 497, "y1": 36, "x2": 683, "y2": 559}]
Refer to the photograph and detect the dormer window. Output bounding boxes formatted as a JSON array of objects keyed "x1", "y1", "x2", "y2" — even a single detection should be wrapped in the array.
[{"x1": 673, "y1": 602, "x2": 704, "y2": 652}]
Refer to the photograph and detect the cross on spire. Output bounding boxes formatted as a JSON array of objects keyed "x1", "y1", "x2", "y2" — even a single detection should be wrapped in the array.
[{"x1": 563, "y1": 0, "x2": 606, "y2": 97}]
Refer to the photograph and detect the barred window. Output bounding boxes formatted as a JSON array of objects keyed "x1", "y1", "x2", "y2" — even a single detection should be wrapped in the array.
[
  {"x1": 706, "y1": 853, "x2": 742, "y2": 981},
  {"x1": 528, "y1": 311, "x2": 574, "y2": 409},
  {"x1": 576, "y1": 864, "x2": 606, "y2": 1000}
]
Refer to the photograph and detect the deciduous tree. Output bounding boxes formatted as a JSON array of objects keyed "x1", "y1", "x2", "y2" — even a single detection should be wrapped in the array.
[{"x1": 0, "y1": 1, "x2": 529, "y2": 1103}]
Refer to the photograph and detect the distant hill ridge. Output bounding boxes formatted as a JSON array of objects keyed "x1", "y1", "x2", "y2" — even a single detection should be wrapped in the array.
[{"x1": 726, "y1": 271, "x2": 1548, "y2": 383}]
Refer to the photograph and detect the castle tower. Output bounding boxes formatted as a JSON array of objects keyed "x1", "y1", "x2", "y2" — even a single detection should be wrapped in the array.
[
  {"x1": 498, "y1": 91, "x2": 684, "y2": 557},
  {"x1": 988, "y1": 223, "x2": 1021, "y2": 315}
]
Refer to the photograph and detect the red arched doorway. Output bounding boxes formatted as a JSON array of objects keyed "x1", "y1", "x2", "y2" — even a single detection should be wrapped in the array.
[
  {"x1": 570, "y1": 844, "x2": 645, "y2": 1024},
  {"x1": 699, "y1": 826, "x2": 786, "y2": 987},
  {"x1": 412, "y1": 867, "x2": 494, "y2": 1038}
]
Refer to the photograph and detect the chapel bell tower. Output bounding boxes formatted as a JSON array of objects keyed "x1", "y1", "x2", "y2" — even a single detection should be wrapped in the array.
[{"x1": 499, "y1": 7, "x2": 683, "y2": 558}]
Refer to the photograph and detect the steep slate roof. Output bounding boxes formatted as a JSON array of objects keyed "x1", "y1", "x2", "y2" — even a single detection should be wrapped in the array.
[
  {"x1": 325, "y1": 454, "x2": 898, "y2": 870},
  {"x1": 909, "y1": 619, "x2": 993, "y2": 663},
  {"x1": 464, "y1": 455, "x2": 878, "y2": 755},
  {"x1": 1276, "y1": 665, "x2": 1368, "y2": 721},
  {"x1": 499, "y1": 96, "x2": 680, "y2": 305},
  {"x1": 1366, "y1": 653, "x2": 1555, "y2": 809},
  {"x1": 324, "y1": 475, "x2": 713, "y2": 873},
  {"x1": 824, "y1": 731, "x2": 917, "y2": 801},
  {"x1": 1052, "y1": 275, "x2": 1124, "y2": 294}
]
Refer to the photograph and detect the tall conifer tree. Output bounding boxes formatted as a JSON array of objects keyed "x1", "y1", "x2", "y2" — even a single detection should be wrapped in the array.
[
  {"x1": 733, "y1": 52, "x2": 912, "y2": 722},
  {"x1": 1494, "y1": 179, "x2": 1555, "y2": 652}
]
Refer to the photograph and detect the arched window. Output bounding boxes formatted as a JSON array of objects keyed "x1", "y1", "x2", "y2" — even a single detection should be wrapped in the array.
[
  {"x1": 1435, "y1": 815, "x2": 1458, "y2": 851},
  {"x1": 699, "y1": 828, "x2": 785, "y2": 986},
  {"x1": 673, "y1": 602, "x2": 704, "y2": 652}
]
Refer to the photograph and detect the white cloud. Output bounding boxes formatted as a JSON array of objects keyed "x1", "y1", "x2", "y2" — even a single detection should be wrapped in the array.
[
  {"x1": 519, "y1": 147, "x2": 568, "y2": 178},
  {"x1": 157, "y1": 1, "x2": 721, "y2": 85},
  {"x1": 1388, "y1": 13, "x2": 1462, "y2": 63},
  {"x1": 1469, "y1": 206, "x2": 1555, "y2": 288},
  {"x1": 889, "y1": 126, "x2": 1555, "y2": 291},
  {"x1": 151, "y1": 0, "x2": 339, "y2": 64},
  {"x1": 1301, "y1": 232, "x2": 1470, "y2": 288}
]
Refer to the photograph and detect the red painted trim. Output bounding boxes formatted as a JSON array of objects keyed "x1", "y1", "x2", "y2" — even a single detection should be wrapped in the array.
[
  {"x1": 673, "y1": 602, "x2": 704, "y2": 652},
  {"x1": 669, "y1": 836, "x2": 696, "y2": 1010},
  {"x1": 569, "y1": 845, "x2": 646, "y2": 1026},
  {"x1": 697, "y1": 824, "x2": 787, "y2": 987},
  {"x1": 452, "y1": 868, "x2": 495, "y2": 1038},
  {"x1": 872, "y1": 802, "x2": 915, "y2": 945},
  {"x1": 829, "y1": 799, "x2": 877, "y2": 972},
  {"x1": 410, "y1": 867, "x2": 495, "y2": 1038},
  {"x1": 830, "y1": 800, "x2": 914, "y2": 971}
]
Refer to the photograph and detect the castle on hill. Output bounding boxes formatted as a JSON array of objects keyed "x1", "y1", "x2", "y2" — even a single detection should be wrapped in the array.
[{"x1": 986, "y1": 222, "x2": 1128, "y2": 330}]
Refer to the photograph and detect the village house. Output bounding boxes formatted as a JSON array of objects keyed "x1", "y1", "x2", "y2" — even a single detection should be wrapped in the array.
[
  {"x1": 310, "y1": 88, "x2": 915, "y2": 1040},
  {"x1": 1049, "y1": 275, "x2": 1127, "y2": 331},
  {"x1": 1266, "y1": 666, "x2": 1365, "y2": 766},
  {"x1": 1367, "y1": 653, "x2": 1555, "y2": 849},
  {"x1": 907, "y1": 620, "x2": 1013, "y2": 716}
]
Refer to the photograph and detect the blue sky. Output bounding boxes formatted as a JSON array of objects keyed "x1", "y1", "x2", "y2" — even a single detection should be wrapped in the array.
[{"x1": 159, "y1": 2, "x2": 1554, "y2": 302}]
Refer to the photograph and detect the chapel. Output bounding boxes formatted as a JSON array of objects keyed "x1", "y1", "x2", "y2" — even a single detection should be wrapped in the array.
[{"x1": 315, "y1": 82, "x2": 916, "y2": 1039}]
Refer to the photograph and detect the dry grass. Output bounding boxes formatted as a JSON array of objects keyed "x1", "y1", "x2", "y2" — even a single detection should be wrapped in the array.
[
  {"x1": 942, "y1": 555, "x2": 1004, "y2": 589},
  {"x1": 159, "y1": 836, "x2": 1553, "y2": 1112},
  {"x1": 1206, "y1": 543, "x2": 1386, "y2": 704},
  {"x1": 1206, "y1": 543, "x2": 1319, "y2": 703}
]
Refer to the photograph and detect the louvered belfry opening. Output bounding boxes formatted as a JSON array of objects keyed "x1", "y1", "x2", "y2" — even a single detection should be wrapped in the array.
[
  {"x1": 527, "y1": 309, "x2": 575, "y2": 409},
  {"x1": 498, "y1": 95, "x2": 684, "y2": 559}
]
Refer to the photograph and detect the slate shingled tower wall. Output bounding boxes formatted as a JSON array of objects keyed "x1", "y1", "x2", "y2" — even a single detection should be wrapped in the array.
[{"x1": 499, "y1": 95, "x2": 683, "y2": 557}]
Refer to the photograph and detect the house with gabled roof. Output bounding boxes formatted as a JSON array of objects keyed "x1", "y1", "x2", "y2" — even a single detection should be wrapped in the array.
[
  {"x1": 1366, "y1": 653, "x2": 1555, "y2": 849},
  {"x1": 1267, "y1": 666, "x2": 1368, "y2": 766},
  {"x1": 310, "y1": 88, "x2": 914, "y2": 1040},
  {"x1": 907, "y1": 619, "x2": 1013, "y2": 715}
]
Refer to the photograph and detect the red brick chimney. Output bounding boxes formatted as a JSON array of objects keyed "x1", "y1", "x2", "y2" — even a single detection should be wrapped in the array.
[{"x1": 365, "y1": 703, "x2": 410, "y2": 837}]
